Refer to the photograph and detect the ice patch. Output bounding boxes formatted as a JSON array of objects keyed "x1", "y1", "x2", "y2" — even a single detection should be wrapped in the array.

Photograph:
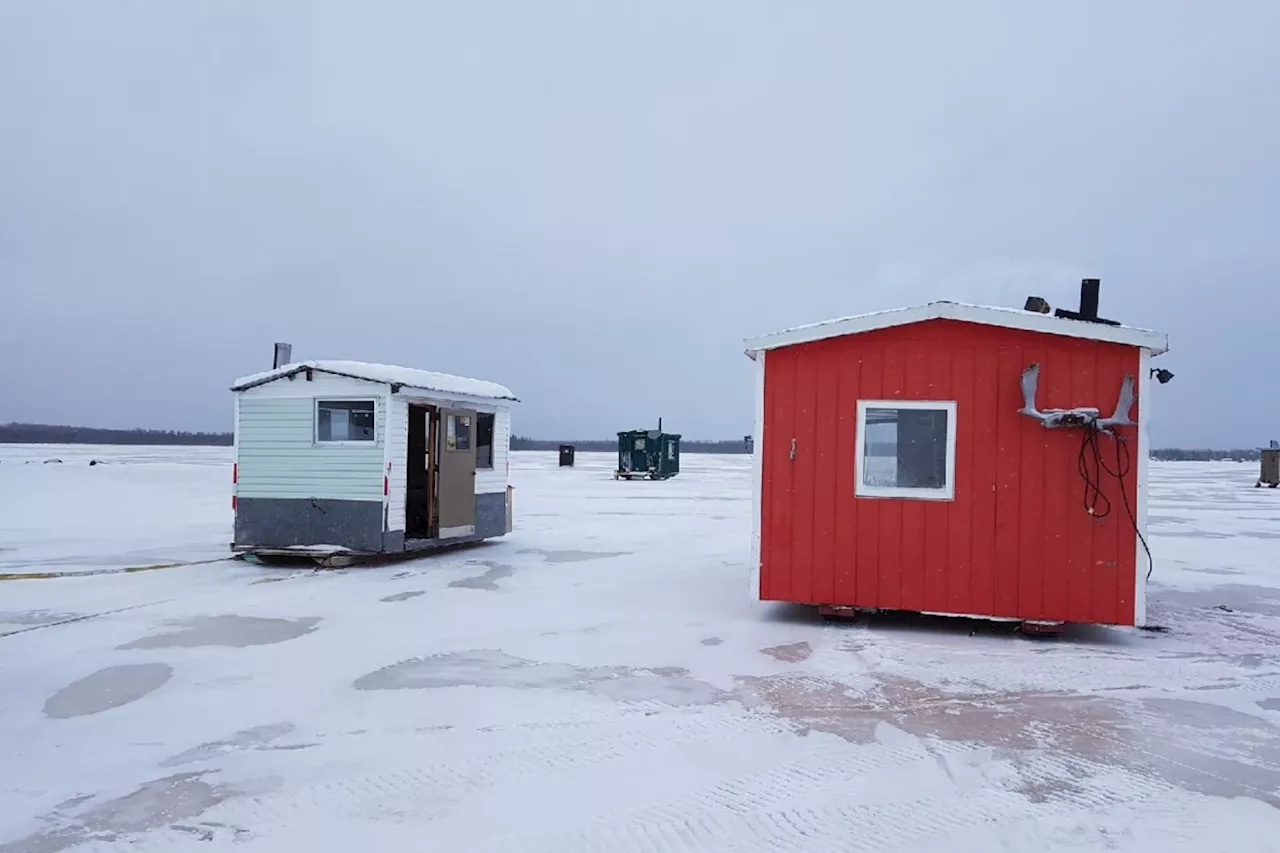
[
  {"x1": 760, "y1": 641, "x2": 813, "y2": 662},
  {"x1": 118, "y1": 615, "x2": 321, "y2": 649},
  {"x1": 379, "y1": 591, "x2": 425, "y2": 602},
  {"x1": 162, "y1": 723, "x2": 308, "y2": 767},
  {"x1": 353, "y1": 649, "x2": 727, "y2": 707},
  {"x1": 0, "y1": 772, "x2": 253, "y2": 852},
  {"x1": 43, "y1": 664, "x2": 173, "y2": 719},
  {"x1": 448, "y1": 561, "x2": 515, "y2": 590}
]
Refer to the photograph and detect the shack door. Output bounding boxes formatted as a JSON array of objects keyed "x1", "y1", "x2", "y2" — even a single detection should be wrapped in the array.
[
  {"x1": 405, "y1": 404, "x2": 437, "y2": 539},
  {"x1": 438, "y1": 409, "x2": 477, "y2": 538}
]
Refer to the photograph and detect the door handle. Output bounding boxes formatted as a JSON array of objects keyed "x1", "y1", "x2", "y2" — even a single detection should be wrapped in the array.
[{"x1": 789, "y1": 438, "x2": 797, "y2": 461}]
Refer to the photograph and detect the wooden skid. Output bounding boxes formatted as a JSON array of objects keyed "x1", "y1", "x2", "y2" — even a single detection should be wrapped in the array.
[
  {"x1": 235, "y1": 539, "x2": 487, "y2": 570},
  {"x1": 1018, "y1": 620, "x2": 1065, "y2": 637},
  {"x1": 819, "y1": 603, "x2": 1069, "y2": 637}
]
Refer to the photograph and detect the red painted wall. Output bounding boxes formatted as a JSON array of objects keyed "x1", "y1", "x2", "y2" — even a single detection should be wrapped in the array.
[{"x1": 760, "y1": 318, "x2": 1142, "y2": 626}]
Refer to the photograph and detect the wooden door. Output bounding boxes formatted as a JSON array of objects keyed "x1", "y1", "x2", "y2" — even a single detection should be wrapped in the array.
[{"x1": 437, "y1": 409, "x2": 477, "y2": 537}]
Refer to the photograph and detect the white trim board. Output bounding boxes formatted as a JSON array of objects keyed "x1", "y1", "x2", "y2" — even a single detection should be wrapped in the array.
[
  {"x1": 855, "y1": 399, "x2": 958, "y2": 502},
  {"x1": 1134, "y1": 349, "x2": 1152, "y2": 627},
  {"x1": 232, "y1": 394, "x2": 240, "y2": 512},
  {"x1": 749, "y1": 351, "x2": 766, "y2": 602},
  {"x1": 382, "y1": 386, "x2": 396, "y2": 535},
  {"x1": 744, "y1": 301, "x2": 1168, "y2": 357}
]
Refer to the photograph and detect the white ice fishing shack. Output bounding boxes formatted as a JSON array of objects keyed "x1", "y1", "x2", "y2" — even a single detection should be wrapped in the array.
[{"x1": 230, "y1": 351, "x2": 516, "y2": 559}]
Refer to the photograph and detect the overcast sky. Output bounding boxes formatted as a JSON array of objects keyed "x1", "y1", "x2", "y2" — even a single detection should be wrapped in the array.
[{"x1": 2, "y1": 2, "x2": 1277, "y2": 446}]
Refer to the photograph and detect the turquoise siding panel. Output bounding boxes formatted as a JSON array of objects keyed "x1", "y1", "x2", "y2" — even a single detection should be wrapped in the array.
[{"x1": 236, "y1": 397, "x2": 385, "y2": 501}]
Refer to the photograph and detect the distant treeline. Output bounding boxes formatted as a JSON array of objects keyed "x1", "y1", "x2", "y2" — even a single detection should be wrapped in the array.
[
  {"x1": 0, "y1": 423, "x2": 1267, "y2": 460},
  {"x1": 1151, "y1": 448, "x2": 1265, "y2": 462},
  {"x1": 0, "y1": 423, "x2": 234, "y2": 446},
  {"x1": 512, "y1": 436, "x2": 752, "y2": 454}
]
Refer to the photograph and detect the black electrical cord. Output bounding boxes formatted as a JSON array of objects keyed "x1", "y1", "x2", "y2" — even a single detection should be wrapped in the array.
[
  {"x1": 1077, "y1": 423, "x2": 1155, "y2": 580},
  {"x1": 1077, "y1": 423, "x2": 1113, "y2": 520}
]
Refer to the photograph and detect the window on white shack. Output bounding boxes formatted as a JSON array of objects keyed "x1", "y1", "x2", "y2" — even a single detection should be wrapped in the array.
[
  {"x1": 855, "y1": 400, "x2": 956, "y2": 500},
  {"x1": 476, "y1": 413, "x2": 495, "y2": 468},
  {"x1": 316, "y1": 400, "x2": 376, "y2": 443}
]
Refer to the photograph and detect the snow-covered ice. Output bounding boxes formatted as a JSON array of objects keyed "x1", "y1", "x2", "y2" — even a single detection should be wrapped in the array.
[{"x1": 2, "y1": 447, "x2": 1280, "y2": 851}]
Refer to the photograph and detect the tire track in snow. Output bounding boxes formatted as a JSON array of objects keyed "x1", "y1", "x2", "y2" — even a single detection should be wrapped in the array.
[
  {"x1": 34, "y1": 698, "x2": 1255, "y2": 852},
  {"x1": 170, "y1": 706, "x2": 792, "y2": 842},
  {"x1": 481, "y1": 715, "x2": 1201, "y2": 852},
  {"x1": 474, "y1": 792, "x2": 1043, "y2": 853},
  {"x1": 436, "y1": 733, "x2": 1015, "y2": 851}
]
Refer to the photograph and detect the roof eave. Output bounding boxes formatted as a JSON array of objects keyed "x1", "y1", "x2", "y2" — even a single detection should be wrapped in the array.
[
  {"x1": 228, "y1": 364, "x2": 310, "y2": 392},
  {"x1": 394, "y1": 385, "x2": 521, "y2": 404},
  {"x1": 743, "y1": 302, "x2": 1169, "y2": 356},
  {"x1": 231, "y1": 365, "x2": 519, "y2": 402}
]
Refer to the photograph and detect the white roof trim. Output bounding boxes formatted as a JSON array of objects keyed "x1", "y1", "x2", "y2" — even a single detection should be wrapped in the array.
[
  {"x1": 743, "y1": 301, "x2": 1168, "y2": 356},
  {"x1": 231, "y1": 360, "x2": 518, "y2": 401}
]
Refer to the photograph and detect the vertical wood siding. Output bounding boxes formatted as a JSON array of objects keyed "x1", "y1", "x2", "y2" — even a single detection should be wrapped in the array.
[{"x1": 760, "y1": 319, "x2": 1142, "y2": 626}]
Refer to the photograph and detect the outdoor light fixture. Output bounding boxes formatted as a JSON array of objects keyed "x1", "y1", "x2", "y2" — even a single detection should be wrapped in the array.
[{"x1": 1150, "y1": 368, "x2": 1174, "y2": 385}]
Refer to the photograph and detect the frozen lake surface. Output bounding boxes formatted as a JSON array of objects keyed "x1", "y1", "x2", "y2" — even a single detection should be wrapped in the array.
[{"x1": 2, "y1": 446, "x2": 1280, "y2": 851}]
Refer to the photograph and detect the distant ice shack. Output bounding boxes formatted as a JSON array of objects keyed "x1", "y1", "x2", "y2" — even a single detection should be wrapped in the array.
[{"x1": 230, "y1": 346, "x2": 517, "y2": 558}]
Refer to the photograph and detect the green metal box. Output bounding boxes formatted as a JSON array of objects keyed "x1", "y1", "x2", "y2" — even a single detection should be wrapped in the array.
[{"x1": 615, "y1": 429, "x2": 681, "y2": 480}]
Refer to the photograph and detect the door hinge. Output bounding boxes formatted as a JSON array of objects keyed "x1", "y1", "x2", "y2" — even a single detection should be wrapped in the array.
[{"x1": 789, "y1": 438, "x2": 797, "y2": 461}]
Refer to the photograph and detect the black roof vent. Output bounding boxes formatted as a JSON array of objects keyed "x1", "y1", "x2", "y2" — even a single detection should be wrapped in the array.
[{"x1": 1054, "y1": 278, "x2": 1120, "y2": 326}]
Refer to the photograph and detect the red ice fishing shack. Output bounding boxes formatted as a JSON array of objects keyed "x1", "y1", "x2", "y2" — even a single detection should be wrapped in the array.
[{"x1": 744, "y1": 279, "x2": 1170, "y2": 630}]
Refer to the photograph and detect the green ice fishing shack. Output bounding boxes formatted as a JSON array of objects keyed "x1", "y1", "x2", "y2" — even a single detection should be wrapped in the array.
[{"x1": 615, "y1": 419, "x2": 681, "y2": 480}]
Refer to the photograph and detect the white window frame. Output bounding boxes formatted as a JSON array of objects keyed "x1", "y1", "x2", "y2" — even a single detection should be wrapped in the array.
[
  {"x1": 855, "y1": 399, "x2": 957, "y2": 501},
  {"x1": 314, "y1": 397, "x2": 378, "y2": 446}
]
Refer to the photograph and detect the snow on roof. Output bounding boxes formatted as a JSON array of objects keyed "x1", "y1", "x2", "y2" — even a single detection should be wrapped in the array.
[
  {"x1": 743, "y1": 300, "x2": 1169, "y2": 357},
  {"x1": 231, "y1": 360, "x2": 517, "y2": 401}
]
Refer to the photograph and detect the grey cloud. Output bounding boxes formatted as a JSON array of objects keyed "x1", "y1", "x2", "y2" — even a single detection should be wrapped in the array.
[{"x1": 2, "y1": 2, "x2": 1277, "y2": 445}]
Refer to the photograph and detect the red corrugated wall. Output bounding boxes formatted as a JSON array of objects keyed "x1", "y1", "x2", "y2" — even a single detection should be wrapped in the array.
[{"x1": 760, "y1": 318, "x2": 1142, "y2": 626}]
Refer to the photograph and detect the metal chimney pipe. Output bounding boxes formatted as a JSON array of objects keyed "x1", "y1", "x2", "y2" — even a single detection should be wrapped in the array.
[
  {"x1": 1079, "y1": 278, "x2": 1100, "y2": 321},
  {"x1": 1053, "y1": 277, "x2": 1119, "y2": 325},
  {"x1": 273, "y1": 342, "x2": 292, "y2": 369},
  {"x1": 658, "y1": 417, "x2": 663, "y2": 432}
]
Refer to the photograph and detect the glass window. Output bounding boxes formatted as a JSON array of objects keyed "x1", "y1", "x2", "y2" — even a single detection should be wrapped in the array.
[
  {"x1": 476, "y1": 413, "x2": 495, "y2": 468},
  {"x1": 446, "y1": 413, "x2": 472, "y2": 451},
  {"x1": 317, "y1": 400, "x2": 376, "y2": 443},
  {"x1": 456, "y1": 415, "x2": 471, "y2": 451},
  {"x1": 855, "y1": 400, "x2": 956, "y2": 500}
]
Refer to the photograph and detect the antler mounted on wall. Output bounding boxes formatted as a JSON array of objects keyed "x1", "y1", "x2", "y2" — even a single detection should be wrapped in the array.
[{"x1": 1018, "y1": 363, "x2": 1135, "y2": 433}]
